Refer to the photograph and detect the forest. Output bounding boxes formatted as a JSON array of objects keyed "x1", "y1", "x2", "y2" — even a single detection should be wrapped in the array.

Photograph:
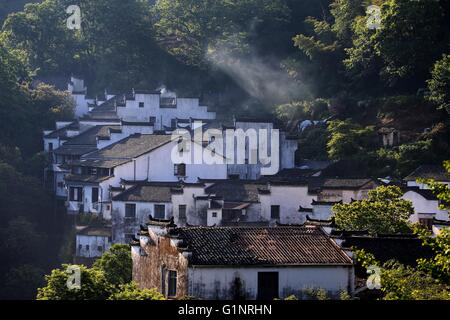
[{"x1": 0, "y1": 0, "x2": 449, "y2": 299}]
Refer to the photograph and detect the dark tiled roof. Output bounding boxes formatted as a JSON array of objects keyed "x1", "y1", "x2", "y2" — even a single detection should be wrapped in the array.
[
  {"x1": 112, "y1": 182, "x2": 182, "y2": 202},
  {"x1": 53, "y1": 145, "x2": 97, "y2": 156},
  {"x1": 85, "y1": 134, "x2": 172, "y2": 159},
  {"x1": 64, "y1": 125, "x2": 120, "y2": 145},
  {"x1": 307, "y1": 178, "x2": 374, "y2": 193},
  {"x1": 312, "y1": 199, "x2": 343, "y2": 205},
  {"x1": 69, "y1": 159, "x2": 130, "y2": 168},
  {"x1": 341, "y1": 235, "x2": 432, "y2": 267},
  {"x1": 65, "y1": 174, "x2": 113, "y2": 183},
  {"x1": 205, "y1": 181, "x2": 269, "y2": 202},
  {"x1": 69, "y1": 134, "x2": 172, "y2": 168},
  {"x1": 405, "y1": 165, "x2": 450, "y2": 181},
  {"x1": 77, "y1": 226, "x2": 111, "y2": 237},
  {"x1": 175, "y1": 225, "x2": 352, "y2": 266},
  {"x1": 44, "y1": 121, "x2": 79, "y2": 139}
]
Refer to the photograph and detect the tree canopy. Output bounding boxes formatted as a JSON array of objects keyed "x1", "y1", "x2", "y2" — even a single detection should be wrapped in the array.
[{"x1": 332, "y1": 185, "x2": 413, "y2": 235}]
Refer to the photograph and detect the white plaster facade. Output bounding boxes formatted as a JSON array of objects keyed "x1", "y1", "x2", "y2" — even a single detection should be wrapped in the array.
[{"x1": 187, "y1": 266, "x2": 354, "y2": 299}]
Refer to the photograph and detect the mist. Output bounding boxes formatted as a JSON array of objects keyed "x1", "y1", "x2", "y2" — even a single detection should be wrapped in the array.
[{"x1": 206, "y1": 44, "x2": 312, "y2": 107}]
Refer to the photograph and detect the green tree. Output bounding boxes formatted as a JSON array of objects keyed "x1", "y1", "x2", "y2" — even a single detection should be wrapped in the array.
[
  {"x1": 332, "y1": 185, "x2": 413, "y2": 234},
  {"x1": 93, "y1": 244, "x2": 132, "y2": 287},
  {"x1": 2, "y1": 0, "x2": 77, "y2": 75},
  {"x1": 153, "y1": 0, "x2": 290, "y2": 67},
  {"x1": 379, "y1": 260, "x2": 449, "y2": 300},
  {"x1": 355, "y1": 228, "x2": 450, "y2": 300},
  {"x1": 416, "y1": 228, "x2": 450, "y2": 285},
  {"x1": 326, "y1": 120, "x2": 375, "y2": 160},
  {"x1": 108, "y1": 283, "x2": 165, "y2": 300},
  {"x1": 427, "y1": 54, "x2": 450, "y2": 114},
  {"x1": 373, "y1": 0, "x2": 446, "y2": 85},
  {"x1": 37, "y1": 264, "x2": 113, "y2": 300}
]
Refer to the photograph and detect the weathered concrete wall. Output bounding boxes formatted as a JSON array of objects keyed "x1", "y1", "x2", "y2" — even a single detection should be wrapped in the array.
[{"x1": 132, "y1": 234, "x2": 189, "y2": 298}]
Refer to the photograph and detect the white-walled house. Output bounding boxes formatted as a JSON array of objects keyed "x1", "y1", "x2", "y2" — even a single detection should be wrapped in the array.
[
  {"x1": 402, "y1": 188, "x2": 449, "y2": 229},
  {"x1": 132, "y1": 220, "x2": 354, "y2": 300},
  {"x1": 44, "y1": 121, "x2": 155, "y2": 199},
  {"x1": 64, "y1": 134, "x2": 228, "y2": 216},
  {"x1": 109, "y1": 177, "x2": 379, "y2": 244},
  {"x1": 402, "y1": 165, "x2": 450, "y2": 232},
  {"x1": 68, "y1": 76, "x2": 95, "y2": 118},
  {"x1": 75, "y1": 225, "x2": 112, "y2": 260}
]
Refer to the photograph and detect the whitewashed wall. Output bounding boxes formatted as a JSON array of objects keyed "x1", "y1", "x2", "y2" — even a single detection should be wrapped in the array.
[
  {"x1": 76, "y1": 234, "x2": 111, "y2": 258},
  {"x1": 402, "y1": 191, "x2": 449, "y2": 222},
  {"x1": 188, "y1": 266, "x2": 353, "y2": 299},
  {"x1": 117, "y1": 93, "x2": 215, "y2": 129},
  {"x1": 260, "y1": 185, "x2": 316, "y2": 224}
]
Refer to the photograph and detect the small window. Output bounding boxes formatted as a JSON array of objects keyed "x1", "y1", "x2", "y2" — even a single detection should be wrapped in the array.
[
  {"x1": 179, "y1": 205, "x2": 187, "y2": 221},
  {"x1": 139, "y1": 102, "x2": 144, "y2": 108},
  {"x1": 98, "y1": 246, "x2": 103, "y2": 252},
  {"x1": 92, "y1": 187, "x2": 99, "y2": 203},
  {"x1": 78, "y1": 244, "x2": 82, "y2": 251},
  {"x1": 48, "y1": 143, "x2": 53, "y2": 152},
  {"x1": 69, "y1": 187, "x2": 83, "y2": 202},
  {"x1": 125, "y1": 204, "x2": 136, "y2": 220},
  {"x1": 85, "y1": 245, "x2": 90, "y2": 251},
  {"x1": 154, "y1": 205, "x2": 165, "y2": 219},
  {"x1": 271, "y1": 205, "x2": 280, "y2": 220},
  {"x1": 160, "y1": 97, "x2": 177, "y2": 108},
  {"x1": 168, "y1": 270, "x2": 177, "y2": 297},
  {"x1": 174, "y1": 163, "x2": 186, "y2": 177},
  {"x1": 212, "y1": 212, "x2": 218, "y2": 218}
]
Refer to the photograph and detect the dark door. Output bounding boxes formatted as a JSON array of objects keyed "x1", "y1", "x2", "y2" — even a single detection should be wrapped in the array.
[{"x1": 257, "y1": 272, "x2": 279, "y2": 300}]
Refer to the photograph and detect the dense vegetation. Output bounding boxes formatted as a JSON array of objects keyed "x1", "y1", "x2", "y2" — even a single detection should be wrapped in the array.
[
  {"x1": 37, "y1": 244, "x2": 164, "y2": 300},
  {"x1": 0, "y1": 0, "x2": 449, "y2": 299}
]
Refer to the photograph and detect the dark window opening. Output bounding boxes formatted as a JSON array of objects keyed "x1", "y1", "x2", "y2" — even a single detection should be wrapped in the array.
[
  {"x1": 69, "y1": 187, "x2": 83, "y2": 202},
  {"x1": 174, "y1": 163, "x2": 186, "y2": 177},
  {"x1": 125, "y1": 203, "x2": 136, "y2": 220},
  {"x1": 92, "y1": 187, "x2": 99, "y2": 203},
  {"x1": 271, "y1": 205, "x2": 280, "y2": 220},
  {"x1": 160, "y1": 97, "x2": 177, "y2": 108},
  {"x1": 257, "y1": 272, "x2": 279, "y2": 300},
  {"x1": 168, "y1": 270, "x2": 177, "y2": 297},
  {"x1": 139, "y1": 102, "x2": 144, "y2": 108},
  {"x1": 179, "y1": 205, "x2": 187, "y2": 221},
  {"x1": 154, "y1": 205, "x2": 165, "y2": 219}
]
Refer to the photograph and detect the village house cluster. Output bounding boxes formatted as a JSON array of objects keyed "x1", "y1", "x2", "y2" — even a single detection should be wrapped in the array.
[{"x1": 42, "y1": 77, "x2": 450, "y2": 299}]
